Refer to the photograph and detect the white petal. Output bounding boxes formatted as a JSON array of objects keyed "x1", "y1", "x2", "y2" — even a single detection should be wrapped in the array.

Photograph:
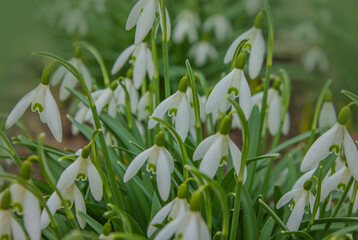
[
  {"x1": 41, "y1": 192, "x2": 61, "y2": 230},
  {"x1": 23, "y1": 191, "x2": 41, "y2": 240},
  {"x1": 111, "y1": 45, "x2": 136, "y2": 74},
  {"x1": 249, "y1": 28, "x2": 265, "y2": 79},
  {"x1": 286, "y1": 193, "x2": 306, "y2": 231},
  {"x1": 193, "y1": 135, "x2": 217, "y2": 161},
  {"x1": 148, "y1": 94, "x2": 175, "y2": 128},
  {"x1": 147, "y1": 199, "x2": 175, "y2": 237},
  {"x1": 319, "y1": 102, "x2": 337, "y2": 128},
  {"x1": 276, "y1": 188, "x2": 300, "y2": 209},
  {"x1": 50, "y1": 66, "x2": 66, "y2": 86},
  {"x1": 224, "y1": 29, "x2": 252, "y2": 64},
  {"x1": 5, "y1": 87, "x2": 37, "y2": 129},
  {"x1": 80, "y1": 63, "x2": 92, "y2": 92},
  {"x1": 135, "y1": 0, "x2": 157, "y2": 44},
  {"x1": 238, "y1": 72, "x2": 252, "y2": 119},
  {"x1": 146, "y1": 48, "x2": 155, "y2": 79},
  {"x1": 163, "y1": 148, "x2": 174, "y2": 173},
  {"x1": 199, "y1": 136, "x2": 223, "y2": 178},
  {"x1": 175, "y1": 96, "x2": 190, "y2": 141},
  {"x1": 57, "y1": 159, "x2": 80, "y2": 190},
  {"x1": 282, "y1": 112, "x2": 290, "y2": 136},
  {"x1": 10, "y1": 217, "x2": 27, "y2": 240},
  {"x1": 154, "y1": 215, "x2": 184, "y2": 240},
  {"x1": 300, "y1": 124, "x2": 339, "y2": 172},
  {"x1": 44, "y1": 87, "x2": 62, "y2": 142},
  {"x1": 123, "y1": 147, "x2": 153, "y2": 182},
  {"x1": 229, "y1": 139, "x2": 242, "y2": 177},
  {"x1": 87, "y1": 89, "x2": 112, "y2": 119},
  {"x1": 182, "y1": 214, "x2": 199, "y2": 239},
  {"x1": 59, "y1": 71, "x2": 77, "y2": 101},
  {"x1": 268, "y1": 91, "x2": 281, "y2": 136},
  {"x1": 292, "y1": 169, "x2": 315, "y2": 190},
  {"x1": 156, "y1": 150, "x2": 172, "y2": 201},
  {"x1": 199, "y1": 217, "x2": 211, "y2": 240},
  {"x1": 87, "y1": 160, "x2": 103, "y2": 201},
  {"x1": 126, "y1": 0, "x2": 147, "y2": 30},
  {"x1": 133, "y1": 45, "x2": 147, "y2": 89},
  {"x1": 73, "y1": 185, "x2": 86, "y2": 229},
  {"x1": 344, "y1": 130, "x2": 358, "y2": 181}
]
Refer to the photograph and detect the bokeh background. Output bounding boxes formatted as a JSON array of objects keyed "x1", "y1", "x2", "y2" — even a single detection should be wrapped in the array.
[{"x1": 1, "y1": 0, "x2": 358, "y2": 148}]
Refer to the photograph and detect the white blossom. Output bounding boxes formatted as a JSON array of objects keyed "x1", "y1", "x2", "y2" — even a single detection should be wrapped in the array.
[
  {"x1": 173, "y1": 10, "x2": 200, "y2": 44},
  {"x1": 188, "y1": 41, "x2": 218, "y2": 67},
  {"x1": 302, "y1": 47, "x2": 329, "y2": 73},
  {"x1": 318, "y1": 92, "x2": 336, "y2": 128},
  {"x1": 0, "y1": 209, "x2": 27, "y2": 240},
  {"x1": 203, "y1": 14, "x2": 232, "y2": 42},
  {"x1": 115, "y1": 78, "x2": 139, "y2": 114},
  {"x1": 137, "y1": 91, "x2": 154, "y2": 121}
]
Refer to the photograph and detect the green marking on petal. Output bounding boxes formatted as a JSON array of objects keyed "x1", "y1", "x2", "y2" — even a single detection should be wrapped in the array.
[
  {"x1": 62, "y1": 199, "x2": 73, "y2": 208},
  {"x1": 147, "y1": 163, "x2": 156, "y2": 173},
  {"x1": 329, "y1": 144, "x2": 340, "y2": 154},
  {"x1": 228, "y1": 87, "x2": 239, "y2": 96},
  {"x1": 32, "y1": 103, "x2": 44, "y2": 113},
  {"x1": 12, "y1": 202, "x2": 23, "y2": 214},
  {"x1": 338, "y1": 183, "x2": 346, "y2": 190},
  {"x1": 178, "y1": 233, "x2": 183, "y2": 239},
  {"x1": 76, "y1": 173, "x2": 87, "y2": 181},
  {"x1": 289, "y1": 201, "x2": 295, "y2": 211},
  {"x1": 1, "y1": 234, "x2": 10, "y2": 240},
  {"x1": 169, "y1": 108, "x2": 177, "y2": 117},
  {"x1": 220, "y1": 155, "x2": 228, "y2": 166}
]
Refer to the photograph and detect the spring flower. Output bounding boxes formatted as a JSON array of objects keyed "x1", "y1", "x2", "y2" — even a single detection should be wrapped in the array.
[
  {"x1": 5, "y1": 65, "x2": 62, "y2": 142},
  {"x1": 193, "y1": 115, "x2": 246, "y2": 179},
  {"x1": 51, "y1": 48, "x2": 92, "y2": 101},
  {"x1": 126, "y1": 0, "x2": 171, "y2": 44},
  {"x1": 188, "y1": 41, "x2": 218, "y2": 67},
  {"x1": 276, "y1": 179, "x2": 315, "y2": 231},
  {"x1": 111, "y1": 43, "x2": 154, "y2": 89},
  {"x1": 154, "y1": 191, "x2": 210, "y2": 240},
  {"x1": 72, "y1": 102, "x2": 90, "y2": 135},
  {"x1": 203, "y1": 14, "x2": 232, "y2": 42},
  {"x1": 148, "y1": 77, "x2": 191, "y2": 141},
  {"x1": 173, "y1": 10, "x2": 200, "y2": 44},
  {"x1": 318, "y1": 90, "x2": 336, "y2": 128},
  {"x1": 224, "y1": 10, "x2": 265, "y2": 79},
  {"x1": 302, "y1": 46, "x2": 329, "y2": 73},
  {"x1": 301, "y1": 107, "x2": 358, "y2": 181},
  {"x1": 137, "y1": 91, "x2": 155, "y2": 121},
  {"x1": 206, "y1": 52, "x2": 252, "y2": 119},
  {"x1": 0, "y1": 191, "x2": 27, "y2": 240},
  {"x1": 59, "y1": 8, "x2": 88, "y2": 36},
  {"x1": 41, "y1": 182, "x2": 86, "y2": 229},
  {"x1": 147, "y1": 184, "x2": 190, "y2": 237},
  {"x1": 115, "y1": 78, "x2": 139, "y2": 114},
  {"x1": 123, "y1": 131, "x2": 174, "y2": 200},
  {"x1": 321, "y1": 163, "x2": 352, "y2": 201},
  {"x1": 56, "y1": 147, "x2": 103, "y2": 201}
]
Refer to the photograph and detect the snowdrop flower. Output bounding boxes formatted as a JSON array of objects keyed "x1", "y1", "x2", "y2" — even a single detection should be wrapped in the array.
[
  {"x1": 126, "y1": 0, "x2": 171, "y2": 44},
  {"x1": 51, "y1": 48, "x2": 92, "y2": 101},
  {"x1": 0, "y1": 191, "x2": 27, "y2": 240},
  {"x1": 302, "y1": 46, "x2": 329, "y2": 73},
  {"x1": 57, "y1": 147, "x2": 103, "y2": 201},
  {"x1": 276, "y1": 179, "x2": 315, "y2": 231},
  {"x1": 301, "y1": 107, "x2": 358, "y2": 181},
  {"x1": 206, "y1": 52, "x2": 252, "y2": 119},
  {"x1": 148, "y1": 76, "x2": 191, "y2": 141},
  {"x1": 173, "y1": 10, "x2": 200, "y2": 44},
  {"x1": 318, "y1": 90, "x2": 336, "y2": 128},
  {"x1": 137, "y1": 91, "x2": 155, "y2": 121},
  {"x1": 5, "y1": 64, "x2": 62, "y2": 142},
  {"x1": 41, "y1": 182, "x2": 86, "y2": 229},
  {"x1": 203, "y1": 14, "x2": 232, "y2": 42},
  {"x1": 111, "y1": 43, "x2": 154, "y2": 89},
  {"x1": 154, "y1": 190, "x2": 210, "y2": 240},
  {"x1": 193, "y1": 115, "x2": 246, "y2": 179},
  {"x1": 244, "y1": 0, "x2": 262, "y2": 16},
  {"x1": 9, "y1": 161, "x2": 41, "y2": 240},
  {"x1": 59, "y1": 8, "x2": 88, "y2": 36},
  {"x1": 147, "y1": 184, "x2": 190, "y2": 237},
  {"x1": 72, "y1": 102, "x2": 90, "y2": 135},
  {"x1": 224, "y1": 10, "x2": 265, "y2": 79},
  {"x1": 123, "y1": 131, "x2": 174, "y2": 200},
  {"x1": 115, "y1": 78, "x2": 139, "y2": 114},
  {"x1": 188, "y1": 41, "x2": 218, "y2": 67},
  {"x1": 321, "y1": 163, "x2": 352, "y2": 201}
]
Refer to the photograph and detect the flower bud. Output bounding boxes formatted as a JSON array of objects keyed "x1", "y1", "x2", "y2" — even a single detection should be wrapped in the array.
[
  {"x1": 41, "y1": 63, "x2": 54, "y2": 85},
  {"x1": 235, "y1": 52, "x2": 246, "y2": 70},
  {"x1": 109, "y1": 80, "x2": 119, "y2": 90},
  {"x1": 74, "y1": 46, "x2": 82, "y2": 59},
  {"x1": 20, "y1": 160, "x2": 32, "y2": 180},
  {"x1": 337, "y1": 106, "x2": 351, "y2": 125},
  {"x1": 126, "y1": 66, "x2": 133, "y2": 78},
  {"x1": 190, "y1": 190, "x2": 202, "y2": 212},
  {"x1": 219, "y1": 115, "x2": 232, "y2": 135},
  {"x1": 324, "y1": 90, "x2": 332, "y2": 102},
  {"x1": 177, "y1": 183, "x2": 188, "y2": 199},
  {"x1": 155, "y1": 131, "x2": 165, "y2": 147},
  {"x1": 254, "y1": 10, "x2": 265, "y2": 29},
  {"x1": 102, "y1": 222, "x2": 112, "y2": 236},
  {"x1": 303, "y1": 179, "x2": 312, "y2": 191},
  {"x1": 178, "y1": 76, "x2": 188, "y2": 93},
  {"x1": 0, "y1": 190, "x2": 11, "y2": 210},
  {"x1": 81, "y1": 146, "x2": 90, "y2": 159}
]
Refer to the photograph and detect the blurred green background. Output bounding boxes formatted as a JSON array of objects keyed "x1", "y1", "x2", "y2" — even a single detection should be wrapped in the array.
[{"x1": 1, "y1": 0, "x2": 358, "y2": 132}]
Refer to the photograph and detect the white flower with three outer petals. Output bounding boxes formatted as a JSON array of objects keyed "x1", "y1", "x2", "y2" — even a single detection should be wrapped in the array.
[
  {"x1": 9, "y1": 183, "x2": 41, "y2": 240},
  {"x1": 126, "y1": 0, "x2": 171, "y2": 44},
  {"x1": 56, "y1": 148, "x2": 103, "y2": 201},
  {"x1": 188, "y1": 41, "x2": 218, "y2": 67},
  {"x1": 148, "y1": 78, "x2": 191, "y2": 141},
  {"x1": 302, "y1": 47, "x2": 329, "y2": 73},
  {"x1": 0, "y1": 209, "x2": 27, "y2": 240},
  {"x1": 276, "y1": 186, "x2": 315, "y2": 231},
  {"x1": 153, "y1": 210, "x2": 210, "y2": 240},
  {"x1": 224, "y1": 11, "x2": 265, "y2": 79},
  {"x1": 71, "y1": 102, "x2": 90, "y2": 135},
  {"x1": 147, "y1": 197, "x2": 189, "y2": 237},
  {"x1": 41, "y1": 183, "x2": 86, "y2": 229},
  {"x1": 115, "y1": 78, "x2": 139, "y2": 114},
  {"x1": 173, "y1": 10, "x2": 200, "y2": 44},
  {"x1": 51, "y1": 57, "x2": 92, "y2": 101},
  {"x1": 203, "y1": 14, "x2": 232, "y2": 42},
  {"x1": 111, "y1": 43, "x2": 155, "y2": 89},
  {"x1": 137, "y1": 91, "x2": 155, "y2": 121},
  {"x1": 123, "y1": 134, "x2": 174, "y2": 201},
  {"x1": 318, "y1": 100, "x2": 337, "y2": 128},
  {"x1": 300, "y1": 107, "x2": 358, "y2": 180},
  {"x1": 205, "y1": 62, "x2": 252, "y2": 119},
  {"x1": 5, "y1": 83, "x2": 62, "y2": 142}
]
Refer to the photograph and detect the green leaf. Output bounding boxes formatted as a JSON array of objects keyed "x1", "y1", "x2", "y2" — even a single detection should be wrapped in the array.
[
  {"x1": 281, "y1": 230, "x2": 313, "y2": 240},
  {"x1": 241, "y1": 185, "x2": 258, "y2": 240},
  {"x1": 259, "y1": 217, "x2": 275, "y2": 240},
  {"x1": 78, "y1": 211, "x2": 103, "y2": 234},
  {"x1": 342, "y1": 89, "x2": 358, "y2": 103}
]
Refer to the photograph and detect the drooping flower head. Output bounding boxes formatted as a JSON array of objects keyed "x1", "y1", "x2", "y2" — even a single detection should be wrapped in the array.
[
  {"x1": 188, "y1": 41, "x2": 218, "y2": 67},
  {"x1": 173, "y1": 9, "x2": 200, "y2": 44},
  {"x1": 203, "y1": 14, "x2": 232, "y2": 42},
  {"x1": 318, "y1": 90, "x2": 337, "y2": 128}
]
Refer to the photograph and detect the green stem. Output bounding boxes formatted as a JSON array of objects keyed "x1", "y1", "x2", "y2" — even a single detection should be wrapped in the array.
[
  {"x1": 159, "y1": 0, "x2": 170, "y2": 98},
  {"x1": 306, "y1": 167, "x2": 323, "y2": 232},
  {"x1": 118, "y1": 81, "x2": 133, "y2": 130},
  {"x1": 0, "y1": 130, "x2": 22, "y2": 167},
  {"x1": 151, "y1": 18, "x2": 160, "y2": 106}
]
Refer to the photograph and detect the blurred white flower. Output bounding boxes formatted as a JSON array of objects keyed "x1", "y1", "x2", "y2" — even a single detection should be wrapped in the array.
[
  {"x1": 115, "y1": 78, "x2": 139, "y2": 114},
  {"x1": 173, "y1": 10, "x2": 200, "y2": 44},
  {"x1": 318, "y1": 91, "x2": 336, "y2": 128},
  {"x1": 72, "y1": 102, "x2": 90, "y2": 135},
  {"x1": 188, "y1": 41, "x2": 218, "y2": 67},
  {"x1": 111, "y1": 43, "x2": 154, "y2": 89},
  {"x1": 56, "y1": 147, "x2": 103, "y2": 201},
  {"x1": 203, "y1": 14, "x2": 232, "y2": 42},
  {"x1": 41, "y1": 183, "x2": 86, "y2": 229},
  {"x1": 302, "y1": 47, "x2": 329, "y2": 73},
  {"x1": 244, "y1": 0, "x2": 262, "y2": 16},
  {"x1": 126, "y1": 0, "x2": 171, "y2": 44},
  {"x1": 123, "y1": 131, "x2": 174, "y2": 201},
  {"x1": 59, "y1": 9, "x2": 88, "y2": 37},
  {"x1": 137, "y1": 91, "x2": 155, "y2": 121}
]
